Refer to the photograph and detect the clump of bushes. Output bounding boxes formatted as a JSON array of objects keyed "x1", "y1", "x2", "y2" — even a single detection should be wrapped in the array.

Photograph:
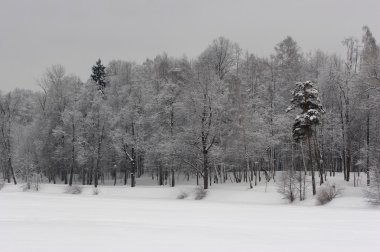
[
  {"x1": 316, "y1": 183, "x2": 342, "y2": 205},
  {"x1": 64, "y1": 185, "x2": 83, "y2": 194},
  {"x1": 194, "y1": 187, "x2": 207, "y2": 200},
  {"x1": 177, "y1": 191, "x2": 188, "y2": 199}
]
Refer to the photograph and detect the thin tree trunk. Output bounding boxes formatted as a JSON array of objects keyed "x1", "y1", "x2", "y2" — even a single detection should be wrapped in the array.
[
  {"x1": 69, "y1": 121, "x2": 75, "y2": 186},
  {"x1": 308, "y1": 133, "x2": 316, "y2": 195},
  {"x1": 203, "y1": 149, "x2": 208, "y2": 189},
  {"x1": 124, "y1": 160, "x2": 128, "y2": 185},
  {"x1": 82, "y1": 167, "x2": 85, "y2": 185},
  {"x1": 8, "y1": 156, "x2": 17, "y2": 185},
  {"x1": 130, "y1": 148, "x2": 136, "y2": 187},
  {"x1": 171, "y1": 169, "x2": 175, "y2": 187},
  {"x1": 94, "y1": 126, "x2": 105, "y2": 188},
  {"x1": 366, "y1": 102, "x2": 370, "y2": 185},
  {"x1": 158, "y1": 164, "x2": 163, "y2": 186},
  {"x1": 313, "y1": 133, "x2": 323, "y2": 185},
  {"x1": 339, "y1": 94, "x2": 347, "y2": 180}
]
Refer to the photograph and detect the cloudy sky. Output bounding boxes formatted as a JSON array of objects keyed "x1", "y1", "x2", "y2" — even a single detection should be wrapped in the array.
[{"x1": 0, "y1": 0, "x2": 379, "y2": 92}]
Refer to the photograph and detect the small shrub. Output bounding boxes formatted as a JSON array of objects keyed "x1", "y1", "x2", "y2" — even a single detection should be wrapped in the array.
[
  {"x1": 21, "y1": 183, "x2": 31, "y2": 192},
  {"x1": 316, "y1": 183, "x2": 342, "y2": 205},
  {"x1": 177, "y1": 191, "x2": 188, "y2": 199},
  {"x1": 64, "y1": 185, "x2": 82, "y2": 195},
  {"x1": 33, "y1": 183, "x2": 40, "y2": 191},
  {"x1": 33, "y1": 175, "x2": 40, "y2": 191},
  {"x1": 194, "y1": 187, "x2": 207, "y2": 200},
  {"x1": 92, "y1": 188, "x2": 100, "y2": 195},
  {"x1": 0, "y1": 182, "x2": 4, "y2": 190},
  {"x1": 21, "y1": 174, "x2": 41, "y2": 192},
  {"x1": 21, "y1": 182, "x2": 38, "y2": 192},
  {"x1": 277, "y1": 171, "x2": 298, "y2": 202}
]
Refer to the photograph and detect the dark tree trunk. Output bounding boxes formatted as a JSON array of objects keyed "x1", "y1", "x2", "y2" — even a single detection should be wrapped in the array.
[
  {"x1": 203, "y1": 149, "x2": 208, "y2": 189},
  {"x1": 8, "y1": 156, "x2": 17, "y2": 185},
  {"x1": 94, "y1": 126, "x2": 104, "y2": 188},
  {"x1": 366, "y1": 104, "x2": 370, "y2": 185},
  {"x1": 308, "y1": 133, "x2": 316, "y2": 195},
  {"x1": 124, "y1": 163, "x2": 128, "y2": 185},
  {"x1": 82, "y1": 168, "x2": 85, "y2": 185},
  {"x1": 130, "y1": 148, "x2": 136, "y2": 187},
  {"x1": 158, "y1": 164, "x2": 163, "y2": 186},
  {"x1": 64, "y1": 168, "x2": 68, "y2": 184},
  {"x1": 69, "y1": 122, "x2": 75, "y2": 186},
  {"x1": 94, "y1": 169, "x2": 98, "y2": 187},
  {"x1": 171, "y1": 169, "x2": 175, "y2": 187},
  {"x1": 88, "y1": 163, "x2": 93, "y2": 185},
  {"x1": 346, "y1": 148, "x2": 351, "y2": 181},
  {"x1": 114, "y1": 170, "x2": 117, "y2": 186},
  {"x1": 53, "y1": 168, "x2": 56, "y2": 184},
  {"x1": 313, "y1": 134, "x2": 323, "y2": 185},
  {"x1": 339, "y1": 94, "x2": 347, "y2": 181}
]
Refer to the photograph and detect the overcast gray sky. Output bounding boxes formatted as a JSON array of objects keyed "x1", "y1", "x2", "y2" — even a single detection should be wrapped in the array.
[{"x1": 1, "y1": 0, "x2": 379, "y2": 92}]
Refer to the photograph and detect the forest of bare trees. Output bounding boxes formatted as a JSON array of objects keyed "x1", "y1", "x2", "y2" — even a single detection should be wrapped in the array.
[{"x1": 1, "y1": 26, "x2": 379, "y2": 201}]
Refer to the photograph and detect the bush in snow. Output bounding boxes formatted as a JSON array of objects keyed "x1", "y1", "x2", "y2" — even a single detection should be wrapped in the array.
[
  {"x1": 194, "y1": 187, "x2": 207, "y2": 200},
  {"x1": 33, "y1": 182, "x2": 40, "y2": 191},
  {"x1": 0, "y1": 181, "x2": 4, "y2": 190},
  {"x1": 20, "y1": 173, "x2": 41, "y2": 192},
  {"x1": 21, "y1": 183, "x2": 31, "y2": 192},
  {"x1": 92, "y1": 188, "x2": 100, "y2": 195},
  {"x1": 64, "y1": 185, "x2": 82, "y2": 195},
  {"x1": 316, "y1": 183, "x2": 341, "y2": 205},
  {"x1": 177, "y1": 191, "x2": 188, "y2": 199},
  {"x1": 277, "y1": 171, "x2": 298, "y2": 202},
  {"x1": 366, "y1": 166, "x2": 380, "y2": 205}
]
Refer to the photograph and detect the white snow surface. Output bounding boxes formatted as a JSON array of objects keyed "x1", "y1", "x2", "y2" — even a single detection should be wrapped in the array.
[{"x1": 1, "y1": 174, "x2": 379, "y2": 252}]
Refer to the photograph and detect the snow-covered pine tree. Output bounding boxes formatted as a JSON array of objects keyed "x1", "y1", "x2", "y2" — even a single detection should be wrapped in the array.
[
  {"x1": 287, "y1": 81, "x2": 324, "y2": 195},
  {"x1": 91, "y1": 59, "x2": 107, "y2": 93}
]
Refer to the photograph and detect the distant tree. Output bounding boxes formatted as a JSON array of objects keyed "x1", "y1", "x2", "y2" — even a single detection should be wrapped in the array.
[
  {"x1": 199, "y1": 37, "x2": 236, "y2": 80},
  {"x1": 40, "y1": 65, "x2": 71, "y2": 184},
  {"x1": 360, "y1": 26, "x2": 380, "y2": 185},
  {"x1": 181, "y1": 59, "x2": 226, "y2": 189},
  {"x1": 107, "y1": 61, "x2": 145, "y2": 187},
  {"x1": 339, "y1": 37, "x2": 359, "y2": 182},
  {"x1": 0, "y1": 92, "x2": 23, "y2": 184},
  {"x1": 59, "y1": 77, "x2": 83, "y2": 186},
  {"x1": 86, "y1": 88, "x2": 110, "y2": 188},
  {"x1": 274, "y1": 36, "x2": 303, "y2": 87}
]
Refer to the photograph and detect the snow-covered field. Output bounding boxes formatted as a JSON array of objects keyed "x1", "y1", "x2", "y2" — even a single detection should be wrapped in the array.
[{"x1": 1, "y1": 174, "x2": 379, "y2": 252}]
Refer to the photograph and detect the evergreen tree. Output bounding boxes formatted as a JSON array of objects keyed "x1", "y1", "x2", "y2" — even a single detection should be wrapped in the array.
[
  {"x1": 287, "y1": 81, "x2": 324, "y2": 195},
  {"x1": 91, "y1": 59, "x2": 107, "y2": 93}
]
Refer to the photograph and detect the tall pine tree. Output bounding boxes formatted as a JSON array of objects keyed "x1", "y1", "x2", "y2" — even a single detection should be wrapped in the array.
[
  {"x1": 287, "y1": 81, "x2": 324, "y2": 195},
  {"x1": 91, "y1": 59, "x2": 107, "y2": 93}
]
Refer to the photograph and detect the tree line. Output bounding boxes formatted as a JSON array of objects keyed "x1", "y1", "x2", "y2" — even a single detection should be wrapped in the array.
[{"x1": 0, "y1": 26, "x2": 379, "y2": 200}]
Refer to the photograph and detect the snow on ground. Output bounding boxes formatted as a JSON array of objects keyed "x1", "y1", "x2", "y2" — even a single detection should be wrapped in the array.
[{"x1": 0, "y1": 173, "x2": 379, "y2": 252}]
